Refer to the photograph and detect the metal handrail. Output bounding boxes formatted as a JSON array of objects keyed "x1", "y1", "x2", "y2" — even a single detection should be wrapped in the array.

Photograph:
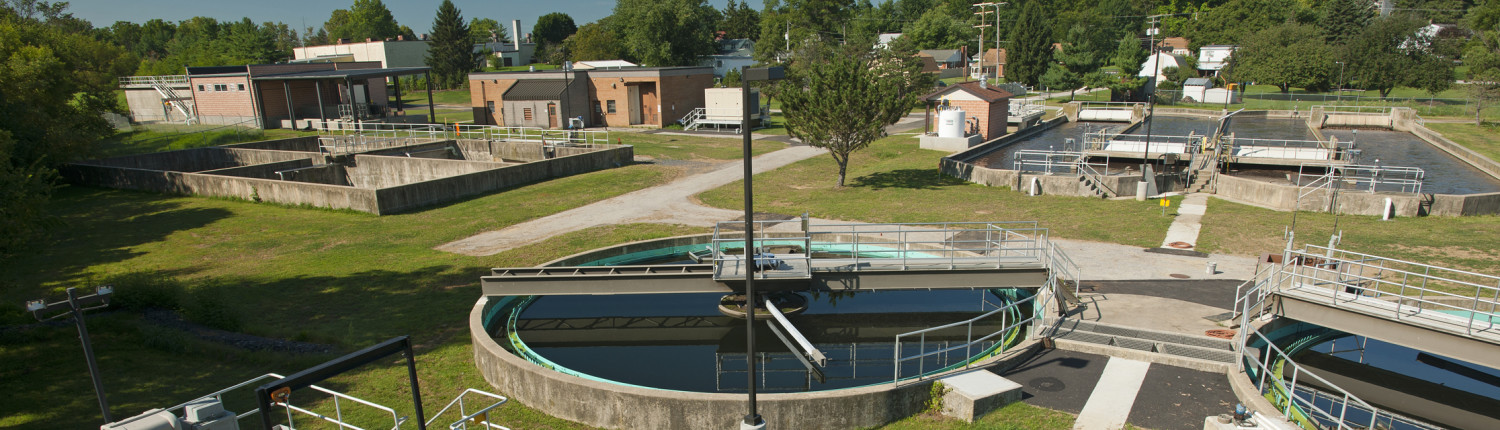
[
  {"x1": 1243, "y1": 330, "x2": 1413, "y2": 430},
  {"x1": 894, "y1": 292, "x2": 1036, "y2": 383},
  {"x1": 1279, "y1": 248, "x2": 1500, "y2": 333},
  {"x1": 119, "y1": 75, "x2": 189, "y2": 86},
  {"x1": 1296, "y1": 163, "x2": 1425, "y2": 195},
  {"x1": 105, "y1": 372, "x2": 404, "y2": 429},
  {"x1": 424, "y1": 389, "x2": 511, "y2": 430}
]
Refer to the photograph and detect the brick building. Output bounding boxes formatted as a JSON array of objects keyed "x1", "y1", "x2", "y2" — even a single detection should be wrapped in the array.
[
  {"x1": 180, "y1": 62, "x2": 432, "y2": 129},
  {"x1": 468, "y1": 67, "x2": 716, "y2": 129},
  {"x1": 922, "y1": 81, "x2": 1013, "y2": 141}
]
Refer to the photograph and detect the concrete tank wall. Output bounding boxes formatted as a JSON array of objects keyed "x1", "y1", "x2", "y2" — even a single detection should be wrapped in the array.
[
  {"x1": 61, "y1": 163, "x2": 381, "y2": 212},
  {"x1": 199, "y1": 159, "x2": 314, "y2": 180},
  {"x1": 346, "y1": 155, "x2": 504, "y2": 189},
  {"x1": 372, "y1": 145, "x2": 632, "y2": 214},
  {"x1": 221, "y1": 136, "x2": 323, "y2": 152}
]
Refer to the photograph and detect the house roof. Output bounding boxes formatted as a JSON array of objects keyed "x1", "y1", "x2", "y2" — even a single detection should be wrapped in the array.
[
  {"x1": 921, "y1": 81, "x2": 1013, "y2": 103},
  {"x1": 502, "y1": 80, "x2": 569, "y2": 100},
  {"x1": 1184, "y1": 78, "x2": 1212, "y2": 87},
  {"x1": 915, "y1": 55, "x2": 939, "y2": 73},
  {"x1": 919, "y1": 49, "x2": 963, "y2": 62},
  {"x1": 978, "y1": 48, "x2": 1006, "y2": 66},
  {"x1": 1158, "y1": 37, "x2": 1190, "y2": 51},
  {"x1": 574, "y1": 60, "x2": 637, "y2": 70},
  {"x1": 715, "y1": 39, "x2": 755, "y2": 56}
]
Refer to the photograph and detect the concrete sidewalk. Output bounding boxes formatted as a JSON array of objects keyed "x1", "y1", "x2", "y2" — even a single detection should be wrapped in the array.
[{"x1": 436, "y1": 145, "x2": 828, "y2": 256}]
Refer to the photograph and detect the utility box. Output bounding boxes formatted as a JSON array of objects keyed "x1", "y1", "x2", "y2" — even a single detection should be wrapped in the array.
[
  {"x1": 703, "y1": 88, "x2": 762, "y2": 123},
  {"x1": 182, "y1": 398, "x2": 238, "y2": 430},
  {"x1": 101, "y1": 409, "x2": 183, "y2": 430}
]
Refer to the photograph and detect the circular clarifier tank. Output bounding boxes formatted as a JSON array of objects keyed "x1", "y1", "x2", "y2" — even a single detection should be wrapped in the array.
[{"x1": 470, "y1": 234, "x2": 1032, "y2": 428}]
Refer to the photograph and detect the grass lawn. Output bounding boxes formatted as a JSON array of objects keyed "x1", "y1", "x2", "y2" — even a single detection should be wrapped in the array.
[
  {"x1": 486, "y1": 64, "x2": 560, "y2": 73},
  {"x1": 696, "y1": 134, "x2": 1176, "y2": 247},
  {"x1": 0, "y1": 160, "x2": 693, "y2": 429},
  {"x1": 1197, "y1": 198, "x2": 1500, "y2": 274},
  {"x1": 97, "y1": 126, "x2": 320, "y2": 158},
  {"x1": 878, "y1": 402, "x2": 1076, "y2": 430},
  {"x1": 618, "y1": 132, "x2": 784, "y2": 161},
  {"x1": 1424, "y1": 122, "x2": 1500, "y2": 163}
]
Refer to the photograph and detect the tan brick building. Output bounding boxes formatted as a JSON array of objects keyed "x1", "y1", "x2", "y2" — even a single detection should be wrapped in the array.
[
  {"x1": 182, "y1": 62, "x2": 431, "y2": 128},
  {"x1": 468, "y1": 67, "x2": 716, "y2": 129},
  {"x1": 921, "y1": 82, "x2": 1012, "y2": 141}
]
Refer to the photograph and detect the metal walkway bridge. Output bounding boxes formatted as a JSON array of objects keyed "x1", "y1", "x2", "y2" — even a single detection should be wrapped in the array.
[
  {"x1": 1236, "y1": 243, "x2": 1500, "y2": 369},
  {"x1": 482, "y1": 221, "x2": 1077, "y2": 297}
]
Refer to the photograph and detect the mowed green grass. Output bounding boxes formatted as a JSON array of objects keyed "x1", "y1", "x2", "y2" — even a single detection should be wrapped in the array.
[
  {"x1": 877, "y1": 402, "x2": 1076, "y2": 430},
  {"x1": 1198, "y1": 198, "x2": 1500, "y2": 274},
  {"x1": 697, "y1": 134, "x2": 1177, "y2": 247},
  {"x1": 0, "y1": 161, "x2": 701, "y2": 429},
  {"x1": 1424, "y1": 122, "x2": 1500, "y2": 164},
  {"x1": 618, "y1": 132, "x2": 784, "y2": 161}
]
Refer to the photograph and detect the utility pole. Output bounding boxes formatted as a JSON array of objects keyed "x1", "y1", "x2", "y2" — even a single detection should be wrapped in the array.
[
  {"x1": 974, "y1": 3, "x2": 1008, "y2": 83},
  {"x1": 1141, "y1": 14, "x2": 1169, "y2": 176}
]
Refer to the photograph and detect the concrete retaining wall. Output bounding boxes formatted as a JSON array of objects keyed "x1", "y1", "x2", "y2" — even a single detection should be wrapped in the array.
[
  {"x1": 1213, "y1": 175, "x2": 1426, "y2": 216},
  {"x1": 1401, "y1": 121, "x2": 1500, "y2": 181},
  {"x1": 372, "y1": 145, "x2": 632, "y2": 214},
  {"x1": 61, "y1": 163, "x2": 381, "y2": 212},
  {"x1": 199, "y1": 159, "x2": 314, "y2": 180},
  {"x1": 221, "y1": 136, "x2": 322, "y2": 152},
  {"x1": 347, "y1": 155, "x2": 505, "y2": 189}
]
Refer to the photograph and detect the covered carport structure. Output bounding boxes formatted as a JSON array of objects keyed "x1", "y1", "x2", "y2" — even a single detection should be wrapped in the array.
[{"x1": 251, "y1": 66, "x2": 434, "y2": 128}]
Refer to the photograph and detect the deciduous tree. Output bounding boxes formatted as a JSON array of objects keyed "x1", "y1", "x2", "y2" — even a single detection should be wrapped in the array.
[
  {"x1": 779, "y1": 46, "x2": 930, "y2": 187},
  {"x1": 324, "y1": 0, "x2": 401, "y2": 42},
  {"x1": 533, "y1": 12, "x2": 577, "y2": 45},
  {"x1": 1343, "y1": 16, "x2": 1453, "y2": 97},
  {"x1": 613, "y1": 0, "x2": 717, "y2": 67},
  {"x1": 470, "y1": 17, "x2": 506, "y2": 44},
  {"x1": 567, "y1": 21, "x2": 626, "y2": 62},
  {"x1": 1228, "y1": 23, "x2": 1335, "y2": 93}
]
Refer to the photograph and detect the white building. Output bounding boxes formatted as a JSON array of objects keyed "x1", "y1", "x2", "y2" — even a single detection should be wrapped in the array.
[
  {"x1": 573, "y1": 60, "x2": 638, "y2": 70},
  {"x1": 292, "y1": 38, "x2": 430, "y2": 68},
  {"x1": 875, "y1": 33, "x2": 902, "y2": 50},
  {"x1": 702, "y1": 38, "x2": 755, "y2": 78},
  {"x1": 1198, "y1": 45, "x2": 1236, "y2": 76},
  {"x1": 1139, "y1": 52, "x2": 1189, "y2": 82}
]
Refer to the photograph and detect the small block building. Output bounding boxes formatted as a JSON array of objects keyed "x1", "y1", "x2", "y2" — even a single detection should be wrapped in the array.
[
  {"x1": 468, "y1": 67, "x2": 716, "y2": 129},
  {"x1": 922, "y1": 81, "x2": 1013, "y2": 139}
]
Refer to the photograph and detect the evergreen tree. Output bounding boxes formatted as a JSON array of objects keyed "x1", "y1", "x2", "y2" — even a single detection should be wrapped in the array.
[
  {"x1": 425, "y1": 0, "x2": 474, "y2": 89},
  {"x1": 1007, "y1": 0, "x2": 1053, "y2": 87},
  {"x1": 1112, "y1": 34, "x2": 1145, "y2": 77},
  {"x1": 722, "y1": 0, "x2": 762, "y2": 40},
  {"x1": 1318, "y1": 0, "x2": 1374, "y2": 45}
]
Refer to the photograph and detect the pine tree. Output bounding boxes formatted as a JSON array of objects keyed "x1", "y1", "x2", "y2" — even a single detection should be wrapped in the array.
[
  {"x1": 425, "y1": 0, "x2": 473, "y2": 89},
  {"x1": 1007, "y1": 0, "x2": 1053, "y2": 87}
]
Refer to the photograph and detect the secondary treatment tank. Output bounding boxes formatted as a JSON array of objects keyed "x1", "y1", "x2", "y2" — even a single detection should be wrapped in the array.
[{"x1": 938, "y1": 108, "x2": 967, "y2": 138}]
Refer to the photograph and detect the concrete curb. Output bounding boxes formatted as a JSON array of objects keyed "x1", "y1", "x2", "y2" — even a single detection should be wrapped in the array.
[{"x1": 1051, "y1": 338, "x2": 1231, "y2": 373}]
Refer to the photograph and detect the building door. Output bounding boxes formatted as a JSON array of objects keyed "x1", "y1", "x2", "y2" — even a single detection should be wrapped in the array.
[
  {"x1": 627, "y1": 85, "x2": 642, "y2": 125},
  {"x1": 547, "y1": 103, "x2": 558, "y2": 129}
]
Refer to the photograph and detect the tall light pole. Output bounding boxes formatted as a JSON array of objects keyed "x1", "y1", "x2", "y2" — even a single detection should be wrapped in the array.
[
  {"x1": 1335, "y1": 61, "x2": 1346, "y2": 105},
  {"x1": 1141, "y1": 14, "x2": 1167, "y2": 175},
  {"x1": 27, "y1": 286, "x2": 116, "y2": 424},
  {"x1": 740, "y1": 66, "x2": 784, "y2": 430}
]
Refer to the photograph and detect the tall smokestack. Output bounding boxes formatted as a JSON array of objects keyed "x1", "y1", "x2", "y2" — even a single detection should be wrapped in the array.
[{"x1": 512, "y1": 20, "x2": 521, "y2": 51}]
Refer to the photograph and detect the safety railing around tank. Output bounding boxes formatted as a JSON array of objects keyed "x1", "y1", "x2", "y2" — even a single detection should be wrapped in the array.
[
  {"x1": 1012, "y1": 149, "x2": 1083, "y2": 174},
  {"x1": 452, "y1": 124, "x2": 614, "y2": 147},
  {"x1": 1084, "y1": 131, "x2": 1201, "y2": 154},
  {"x1": 1077, "y1": 101, "x2": 1138, "y2": 110},
  {"x1": 1295, "y1": 163, "x2": 1425, "y2": 195},
  {"x1": 709, "y1": 219, "x2": 815, "y2": 281},
  {"x1": 806, "y1": 221, "x2": 1048, "y2": 270},
  {"x1": 892, "y1": 290, "x2": 1037, "y2": 384},
  {"x1": 1241, "y1": 330, "x2": 1439, "y2": 430},
  {"x1": 1315, "y1": 105, "x2": 1395, "y2": 115},
  {"x1": 104, "y1": 372, "x2": 405, "y2": 430},
  {"x1": 424, "y1": 388, "x2": 511, "y2": 430},
  {"x1": 1279, "y1": 245, "x2": 1500, "y2": 335}
]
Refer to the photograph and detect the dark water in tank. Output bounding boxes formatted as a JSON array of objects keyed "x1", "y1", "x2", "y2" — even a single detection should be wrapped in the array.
[
  {"x1": 510, "y1": 288, "x2": 1013, "y2": 393},
  {"x1": 1292, "y1": 333, "x2": 1500, "y2": 426},
  {"x1": 1323, "y1": 129, "x2": 1500, "y2": 195}
]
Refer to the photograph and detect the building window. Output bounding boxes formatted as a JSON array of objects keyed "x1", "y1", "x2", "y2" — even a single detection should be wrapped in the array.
[
  {"x1": 606, "y1": 100, "x2": 616, "y2": 114},
  {"x1": 485, "y1": 101, "x2": 495, "y2": 114},
  {"x1": 214, "y1": 84, "x2": 228, "y2": 91},
  {"x1": 198, "y1": 84, "x2": 205, "y2": 91},
  {"x1": 523, "y1": 108, "x2": 533, "y2": 121},
  {"x1": 237, "y1": 84, "x2": 245, "y2": 91}
]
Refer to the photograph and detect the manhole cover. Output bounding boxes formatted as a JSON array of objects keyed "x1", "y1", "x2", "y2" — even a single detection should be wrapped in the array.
[
  {"x1": 1167, "y1": 241, "x2": 1195, "y2": 249},
  {"x1": 1029, "y1": 377, "x2": 1066, "y2": 392},
  {"x1": 1207, "y1": 329, "x2": 1237, "y2": 339},
  {"x1": 1169, "y1": 273, "x2": 1191, "y2": 279}
]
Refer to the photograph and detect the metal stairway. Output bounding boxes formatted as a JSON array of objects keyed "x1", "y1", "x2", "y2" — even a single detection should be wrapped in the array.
[
  {"x1": 680, "y1": 107, "x2": 707, "y2": 130},
  {"x1": 148, "y1": 75, "x2": 196, "y2": 124}
]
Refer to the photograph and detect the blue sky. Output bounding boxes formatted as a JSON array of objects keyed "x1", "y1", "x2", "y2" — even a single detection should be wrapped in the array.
[{"x1": 65, "y1": 0, "x2": 742, "y2": 35}]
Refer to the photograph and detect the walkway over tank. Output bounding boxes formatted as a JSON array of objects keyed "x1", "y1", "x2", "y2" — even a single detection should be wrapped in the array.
[
  {"x1": 481, "y1": 221, "x2": 1076, "y2": 297},
  {"x1": 1238, "y1": 244, "x2": 1500, "y2": 370}
]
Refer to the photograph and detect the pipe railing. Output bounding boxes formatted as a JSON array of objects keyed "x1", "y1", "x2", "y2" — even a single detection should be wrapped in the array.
[
  {"x1": 893, "y1": 291, "x2": 1035, "y2": 383},
  {"x1": 424, "y1": 389, "x2": 511, "y2": 430},
  {"x1": 104, "y1": 373, "x2": 403, "y2": 430},
  {"x1": 1295, "y1": 163, "x2": 1425, "y2": 195},
  {"x1": 1280, "y1": 245, "x2": 1500, "y2": 334},
  {"x1": 1241, "y1": 330, "x2": 1434, "y2": 430},
  {"x1": 119, "y1": 75, "x2": 188, "y2": 86}
]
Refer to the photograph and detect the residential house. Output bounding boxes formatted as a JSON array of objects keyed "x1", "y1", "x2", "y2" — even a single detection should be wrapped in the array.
[
  {"x1": 1198, "y1": 45, "x2": 1236, "y2": 76},
  {"x1": 1156, "y1": 37, "x2": 1192, "y2": 56},
  {"x1": 469, "y1": 66, "x2": 716, "y2": 129},
  {"x1": 703, "y1": 38, "x2": 755, "y2": 78},
  {"x1": 1139, "y1": 52, "x2": 1189, "y2": 82},
  {"x1": 875, "y1": 33, "x2": 902, "y2": 50},
  {"x1": 919, "y1": 49, "x2": 966, "y2": 69},
  {"x1": 975, "y1": 48, "x2": 1006, "y2": 79}
]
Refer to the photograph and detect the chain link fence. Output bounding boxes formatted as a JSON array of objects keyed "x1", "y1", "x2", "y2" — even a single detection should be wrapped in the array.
[{"x1": 1150, "y1": 89, "x2": 1481, "y2": 119}]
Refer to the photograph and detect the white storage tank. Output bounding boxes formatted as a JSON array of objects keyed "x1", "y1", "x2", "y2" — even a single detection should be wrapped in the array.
[{"x1": 938, "y1": 108, "x2": 967, "y2": 138}]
